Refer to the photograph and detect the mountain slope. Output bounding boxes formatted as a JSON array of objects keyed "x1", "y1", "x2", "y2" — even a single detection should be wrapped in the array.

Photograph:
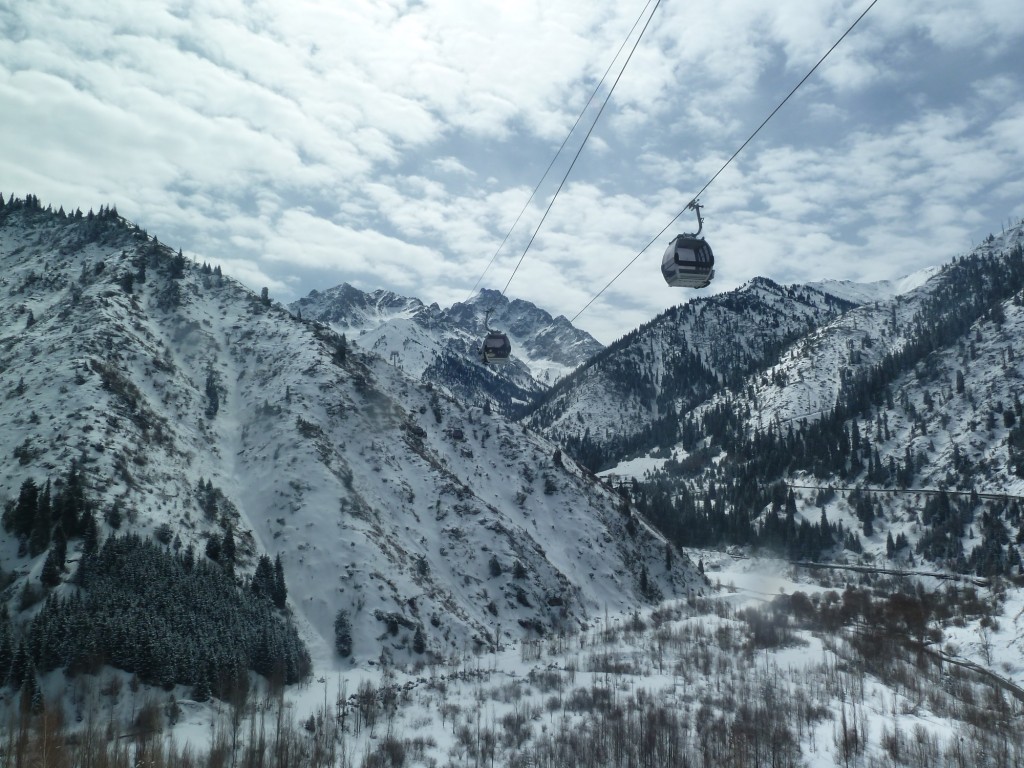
[
  {"x1": 0, "y1": 197, "x2": 702, "y2": 675},
  {"x1": 523, "y1": 277, "x2": 857, "y2": 469},
  {"x1": 625, "y1": 223, "x2": 1024, "y2": 574}
]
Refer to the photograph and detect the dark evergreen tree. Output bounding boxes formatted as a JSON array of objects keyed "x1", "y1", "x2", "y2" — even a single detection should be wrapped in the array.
[
  {"x1": 272, "y1": 554, "x2": 287, "y2": 609},
  {"x1": 41, "y1": 547, "x2": 63, "y2": 588},
  {"x1": 205, "y1": 534, "x2": 221, "y2": 563},
  {"x1": 334, "y1": 610, "x2": 352, "y2": 657},
  {"x1": 21, "y1": 674, "x2": 43, "y2": 715},
  {"x1": 192, "y1": 672, "x2": 212, "y2": 703},
  {"x1": 105, "y1": 500, "x2": 123, "y2": 530},
  {"x1": 168, "y1": 248, "x2": 186, "y2": 279},
  {"x1": 57, "y1": 461, "x2": 85, "y2": 536},
  {"x1": 28, "y1": 495, "x2": 51, "y2": 556},
  {"x1": 80, "y1": 508, "x2": 99, "y2": 555},
  {"x1": 9, "y1": 478, "x2": 38, "y2": 539},
  {"x1": 205, "y1": 370, "x2": 219, "y2": 418},
  {"x1": 222, "y1": 529, "x2": 236, "y2": 575},
  {"x1": 9, "y1": 639, "x2": 30, "y2": 690},
  {"x1": 53, "y1": 524, "x2": 69, "y2": 573},
  {"x1": 251, "y1": 555, "x2": 274, "y2": 601}
]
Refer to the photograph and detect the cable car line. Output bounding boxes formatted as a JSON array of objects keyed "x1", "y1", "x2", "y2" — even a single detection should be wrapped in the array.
[
  {"x1": 465, "y1": 0, "x2": 660, "y2": 304},
  {"x1": 570, "y1": 0, "x2": 883, "y2": 324},
  {"x1": 474, "y1": 0, "x2": 664, "y2": 365},
  {"x1": 499, "y1": 0, "x2": 663, "y2": 298}
]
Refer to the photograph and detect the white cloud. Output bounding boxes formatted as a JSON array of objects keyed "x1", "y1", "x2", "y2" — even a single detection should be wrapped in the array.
[{"x1": 0, "y1": 0, "x2": 1021, "y2": 344}]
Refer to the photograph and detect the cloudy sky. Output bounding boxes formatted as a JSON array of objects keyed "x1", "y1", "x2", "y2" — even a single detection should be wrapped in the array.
[{"x1": 2, "y1": 0, "x2": 1023, "y2": 344}]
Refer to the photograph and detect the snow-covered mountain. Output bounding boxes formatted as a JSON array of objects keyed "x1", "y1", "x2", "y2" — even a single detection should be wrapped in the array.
[
  {"x1": 682, "y1": 225, "x2": 1024, "y2": 483},
  {"x1": 589, "y1": 222, "x2": 1024, "y2": 575},
  {"x1": 6, "y1": 195, "x2": 1024, "y2": 766},
  {"x1": 289, "y1": 284, "x2": 603, "y2": 413},
  {"x1": 522, "y1": 276, "x2": 858, "y2": 469},
  {"x1": 805, "y1": 265, "x2": 941, "y2": 305},
  {"x1": 0, "y1": 197, "x2": 701, "y2": 675}
]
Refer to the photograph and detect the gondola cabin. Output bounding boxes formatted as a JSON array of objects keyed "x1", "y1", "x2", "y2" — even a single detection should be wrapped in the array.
[
  {"x1": 480, "y1": 330, "x2": 512, "y2": 365},
  {"x1": 661, "y1": 234, "x2": 714, "y2": 289}
]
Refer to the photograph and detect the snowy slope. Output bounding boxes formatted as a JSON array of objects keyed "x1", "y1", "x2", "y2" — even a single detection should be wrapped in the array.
[
  {"x1": 618, "y1": 221, "x2": 1024, "y2": 570},
  {"x1": 525, "y1": 277, "x2": 857, "y2": 468},
  {"x1": 0, "y1": 201, "x2": 703, "y2": 673},
  {"x1": 695, "y1": 225, "x2": 1024, "y2": 449}
]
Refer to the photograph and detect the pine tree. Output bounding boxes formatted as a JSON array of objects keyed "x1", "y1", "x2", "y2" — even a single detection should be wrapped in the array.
[
  {"x1": 80, "y1": 507, "x2": 99, "y2": 554},
  {"x1": 105, "y1": 500, "x2": 124, "y2": 530},
  {"x1": 251, "y1": 555, "x2": 274, "y2": 600},
  {"x1": 412, "y1": 625, "x2": 426, "y2": 655},
  {"x1": 205, "y1": 370, "x2": 219, "y2": 418},
  {"x1": 41, "y1": 547, "x2": 62, "y2": 588},
  {"x1": 21, "y1": 674, "x2": 43, "y2": 715},
  {"x1": 272, "y1": 554, "x2": 287, "y2": 609},
  {"x1": 334, "y1": 610, "x2": 352, "y2": 657},
  {"x1": 29, "y1": 495, "x2": 52, "y2": 556},
  {"x1": 488, "y1": 555, "x2": 502, "y2": 578},
  {"x1": 9, "y1": 639, "x2": 30, "y2": 690},
  {"x1": 205, "y1": 534, "x2": 221, "y2": 563},
  {"x1": 9, "y1": 478, "x2": 38, "y2": 538},
  {"x1": 222, "y1": 529, "x2": 236, "y2": 575},
  {"x1": 193, "y1": 672, "x2": 212, "y2": 703},
  {"x1": 58, "y1": 462, "x2": 85, "y2": 535}
]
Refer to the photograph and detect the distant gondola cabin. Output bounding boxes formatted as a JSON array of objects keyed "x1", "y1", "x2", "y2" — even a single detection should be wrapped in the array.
[{"x1": 480, "y1": 330, "x2": 512, "y2": 365}]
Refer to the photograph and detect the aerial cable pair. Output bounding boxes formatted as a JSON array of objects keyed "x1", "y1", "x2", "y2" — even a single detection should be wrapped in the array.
[
  {"x1": 474, "y1": 0, "x2": 664, "y2": 365},
  {"x1": 477, "y1": 0, "x2": 882, "y2": 361},
  {"x1": 571, "y1": 0, "x2": 884, "y2": 323}
]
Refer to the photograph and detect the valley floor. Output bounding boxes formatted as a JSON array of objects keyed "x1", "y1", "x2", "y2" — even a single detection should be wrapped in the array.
[{"x1": 3, "y1": 551, "x2": 1024, "y2": 768}]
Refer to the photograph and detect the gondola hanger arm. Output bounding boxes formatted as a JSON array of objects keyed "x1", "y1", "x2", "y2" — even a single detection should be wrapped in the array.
[{"x1": 687, "y1": 199, "x2": 704, "y2": 237}]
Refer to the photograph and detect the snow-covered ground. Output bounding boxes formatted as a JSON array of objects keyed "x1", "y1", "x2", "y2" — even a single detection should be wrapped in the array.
[{"x1": 97, "y1": 550, "x2": 1022, "y2": 767}]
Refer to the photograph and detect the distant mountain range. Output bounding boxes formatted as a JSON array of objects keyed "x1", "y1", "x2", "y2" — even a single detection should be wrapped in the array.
[{"x1": 290, "y1": 284, "x2": 602, "y2": 414}]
